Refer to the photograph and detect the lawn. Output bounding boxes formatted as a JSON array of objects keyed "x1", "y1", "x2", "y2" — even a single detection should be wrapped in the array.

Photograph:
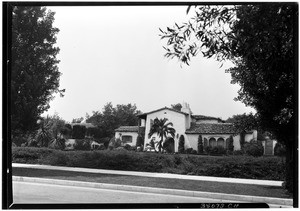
[{"x1": 12, "y1": 167, "x2": 292, "y2": 199}]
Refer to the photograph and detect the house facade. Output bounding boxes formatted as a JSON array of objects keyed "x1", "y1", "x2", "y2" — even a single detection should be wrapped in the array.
[{"x1": 115, "y1": 102, "x2": 258, "y2": 153}]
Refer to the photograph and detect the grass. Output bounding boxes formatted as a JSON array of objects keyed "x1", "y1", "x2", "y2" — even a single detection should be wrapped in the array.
[
  {"x1": 12, "y1": 147, "x2": 285, "y2": 181},
  {"x1": 12, "y1": 167, "x2": 292, "y2": 199}
]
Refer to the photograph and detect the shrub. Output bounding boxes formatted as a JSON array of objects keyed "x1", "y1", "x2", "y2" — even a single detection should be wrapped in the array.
[
  {"x1": 163, "y1": 138, "x2": 174, "y2": 153},
  {"x1": 243, "y1": 142, "x2": 264, "y2": 157},
  {"x1": 197, "y1": 135, "x2": 203, "y2": 154},
  {"x1": 206, "y1": 146, "x2": 226, "y2": 155},
  {"x1": 72, "y1": 125, "x2": 86, "y2": 139},
  {"x1": 26, "y1": 139, "x2": 38, "y2": 147},
  {"x1": 203, "y1": 138, "x2": 208, "y2": 148},
  {"x1": 73, "y1": 139, "x2": 90, "y2": 150},
  {"x1": 99, "y1": 144, "x2": 106, "y2": 150},
  {"x1": 124, "y1": 144, "x2": 132, "y2": 151},
  {"x1": 184, "y1": 148, "x2": 193, "y2": 154},
  {"x1": 98, "y1": 137, "x2": 110, "y2": 149},
  {"x1": 108, "y1": 137, "x2": 116, "y2": 148},
  {"x1": 12, "y1": 147, "x2": 54, "y2": 163},
  {"x1": 48, "y1": 138, "x2": 66, "y2": 150},
  {"x1": 274, "y1": 143, "x2": 286, "y2": 157},
  {"x1": 191, "y1": 149, "x2": 197, "y2": 154},
  {"x1": 136, "y1": 135, "x2": 144, "y2": 147},
  {"x1": 228, "y1": 135, "x2": 234, "y2": 152},
  {"x1": 114, "y1": 138, "x2": 122, "y2": 148},
  {"x1": 12, "y1": 133, "x2": 33, "y2": 147},
  {"x1": 240, "y1": 132, "x2": 246, "y2": 149},
  {"x1": 178, "y1": 135, "x2": 185, "y2": 153},
  {"x1": 61, "y1": 124, "x2": 72, "y2": 138},
  {"x1": 12, "y1": 147, "x2": 285, "y2": 180},
  {"x1": 233, "y1": 150, "x2": 245, "y2": 156}
]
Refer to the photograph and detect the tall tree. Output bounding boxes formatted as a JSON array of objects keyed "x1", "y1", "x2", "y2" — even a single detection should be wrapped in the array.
[
  {"x1": 160, "y1": 4, "x2": 297, "y2": 193},
  {"x1": 148, "y1": 118, "x2": 176, "y2": 153},
  {"x1": 86, "y1": 102, "x2": 141, "y2": 138},
  {"x1": 11, "y1": 6, "x2": 64, "y2": 136},
  {"x1": 171, "y1": 103, "x2": 182, "y2": 111}
]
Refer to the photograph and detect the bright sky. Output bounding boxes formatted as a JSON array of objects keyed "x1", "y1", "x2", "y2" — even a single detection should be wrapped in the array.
[{"x1": 43, "y1": 6, "x2": 256, "y2": 122}]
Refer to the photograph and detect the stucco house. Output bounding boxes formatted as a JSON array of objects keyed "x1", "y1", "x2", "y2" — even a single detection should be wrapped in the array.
[{"x1": 115, "y1": 102, "x2": 258, "y2": 153}]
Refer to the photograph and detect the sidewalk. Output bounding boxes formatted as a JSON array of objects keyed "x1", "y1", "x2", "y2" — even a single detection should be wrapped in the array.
[
  {"x1": 12, "y1": 163, "x2": 283, "y2": 187},
  {"x1": 13, "y1": 176, "x2": 293, "y2": 207}
]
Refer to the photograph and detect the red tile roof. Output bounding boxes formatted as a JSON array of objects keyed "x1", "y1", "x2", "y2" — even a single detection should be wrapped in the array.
[
  {"x1": 115, "y1": 126, "x2": 139, "y2": 132},
  {"x1": 185, "y1": 123, "x2": 237, "y2": 134},
  {"x1": 192, "y1": 115, "x2": 224, "y2": 122},
  {"x1": 137, "y1": 107, "x2": 189, "y2": 118}
]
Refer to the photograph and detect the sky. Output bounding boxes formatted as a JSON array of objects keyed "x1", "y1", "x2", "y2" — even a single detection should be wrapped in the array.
[{"x1": 43, "y1": 5, "x2": 256, "y2": 122}]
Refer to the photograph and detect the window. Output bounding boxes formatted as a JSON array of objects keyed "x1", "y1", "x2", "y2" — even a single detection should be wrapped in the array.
[{"x1": 122, "y1": 135, "x2": 132, "y2": 143}]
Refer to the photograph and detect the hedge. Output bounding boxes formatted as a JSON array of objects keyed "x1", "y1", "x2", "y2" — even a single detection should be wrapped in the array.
[{"x1": 12, "y1": 147, "x2": 285, "y2": 180}]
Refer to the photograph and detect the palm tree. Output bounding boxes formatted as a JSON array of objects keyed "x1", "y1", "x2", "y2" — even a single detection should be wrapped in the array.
[
  {"x1": 35, "y1": 117, "x2": 53, "y2": 147},
  {"x1": 148, "y1": 118, "x2": 176, "y2": 153}
]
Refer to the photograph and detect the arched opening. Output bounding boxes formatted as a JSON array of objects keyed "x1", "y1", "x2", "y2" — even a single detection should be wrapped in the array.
[
  {"x1": 209, "y1": 138, "x2": 216, "y2": 147},
  {"x1": 164, "y1": 137, "x2": 175, "y2": 153},
  {"x1": 217, "y1": 138, "x2": 225, "y2": 147}
]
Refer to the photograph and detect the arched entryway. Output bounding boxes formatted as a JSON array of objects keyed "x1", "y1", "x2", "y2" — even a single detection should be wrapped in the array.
[
  {"x1": 163, "y1": 137, "x2": 175, "y2": 153},
  {"x1": 209, "y1": 138, "x2": 216, "y2": 147},
  {"x1": 217, "y1": 138, "x2": 225, "y2": 147}
]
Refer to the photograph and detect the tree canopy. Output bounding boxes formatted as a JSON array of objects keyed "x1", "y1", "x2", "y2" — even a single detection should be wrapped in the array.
[
  {"x1": 160, "y1": 4, "x2": 297, "y2": 193},
  {"x1": 86, "y1": 102, "x2": 141, "y2": 138},
  {"x1": 161, "y1": 4, "x2": 296, "y2": 140},
  {"x1": 171, "y1": 103, "x2": 182, "y2": 111},
  {"x1": 11, "y1": 6, "x2": 64, "y2": 136}
]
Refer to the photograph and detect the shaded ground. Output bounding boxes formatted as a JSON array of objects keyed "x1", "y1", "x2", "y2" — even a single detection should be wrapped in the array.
[{"x1": 13, "y1": 167, "x2": 291, "y2": 199}]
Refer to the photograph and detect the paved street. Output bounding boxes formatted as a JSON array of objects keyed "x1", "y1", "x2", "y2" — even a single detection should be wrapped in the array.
[{"x1": 13, "y1": 181, "x2": 238, "y2": 204}]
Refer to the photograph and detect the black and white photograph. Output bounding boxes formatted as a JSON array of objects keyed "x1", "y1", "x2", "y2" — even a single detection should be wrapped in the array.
[{"x1": 3, "y1": 1, "x2": 298, "y2": 209}]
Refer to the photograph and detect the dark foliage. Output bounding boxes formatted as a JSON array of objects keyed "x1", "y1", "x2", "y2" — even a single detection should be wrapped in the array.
[
  {"x1": 72, "y1": 125, "x2": 86, "y2": 139},
  {"x1": 12, "y1": 147, "x2": 285, "y2": 180},
  {"x1": 178, "y1": 135, "x2": 185, "y2": 153},
  {"x1": 243, "y1": 142, "x2": 264, "y2": 157},
  {"x1": 274, "y1": 143, "x2": 286, "y2": 157},
  {"x1": 136, "y1": 135, "x2": 144, "y2": 147},
  {"x1": 73, "y1": 139, "x2": 90, "y2": 151},
  {"x1": 11, "y1": 7, "x2": 64, "y2": 135},
  {"x1": 197, "y1": 135, "x2": 204, "y2": 153},
  {"x1": 160, "y1": 4, "x2": 296, "y2": 193},
  {"x1": 86, "y1": 103, "x2": 141, "y2": 138},
  {"x1": 206, "y1": 146, "x2": 227, "y2": 155}
]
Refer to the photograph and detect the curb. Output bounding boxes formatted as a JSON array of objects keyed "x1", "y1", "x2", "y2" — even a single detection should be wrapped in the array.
[
  {"x1": 12, "y1": 163, "x2": 283, "y2": 187},
  {"x1": 13, "y1": 176, "x2": 293, "y2": 206}
]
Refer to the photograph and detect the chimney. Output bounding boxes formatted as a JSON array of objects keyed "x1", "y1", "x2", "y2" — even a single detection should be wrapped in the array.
[{"x1": 181, "y1": 102, "x2": 191, "y2": 129}]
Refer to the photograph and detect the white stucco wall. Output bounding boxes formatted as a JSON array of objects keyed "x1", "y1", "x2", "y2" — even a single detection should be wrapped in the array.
[
  {"x1": 114, "y1": 131, "x2": 138, "y2": 146},
  {"x1": 144, "y1": 109, "x2": 189, "y2": 152},
  {"x1": 186, "y1": 134, "x2": 241, "y2": 151},
  {"x1": 233, "y1": 134, "x2": 241, "y2": 150},
  {"x1": 245, "y1": 133, "x2": 255, "y2": 142}
]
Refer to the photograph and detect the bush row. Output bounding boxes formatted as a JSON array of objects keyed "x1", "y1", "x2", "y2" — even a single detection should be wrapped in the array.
[{"x1": 12, "y1": 147, "x2": 285, "y2": 180}]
